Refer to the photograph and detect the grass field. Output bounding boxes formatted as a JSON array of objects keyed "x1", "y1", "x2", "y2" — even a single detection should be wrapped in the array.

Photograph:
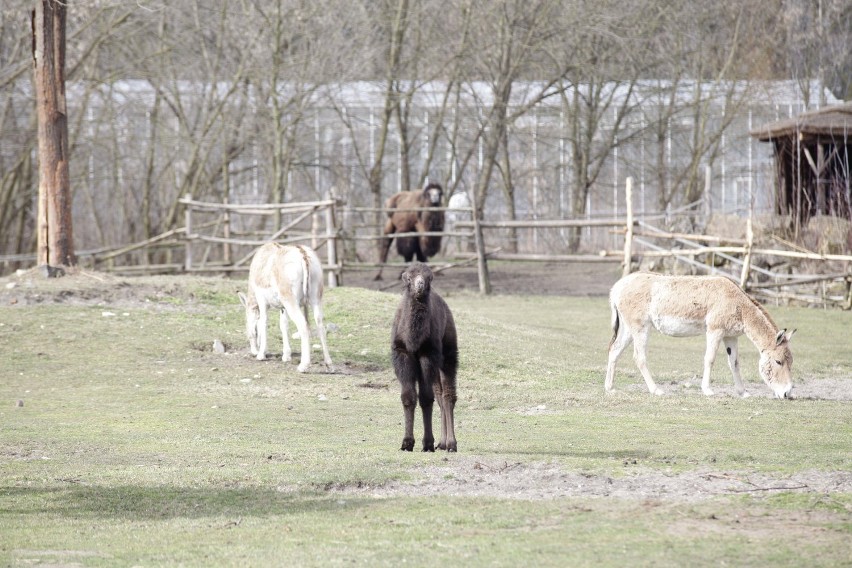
[{"x1": 1, "y1": 273, "x2": 850, "y2": 566}]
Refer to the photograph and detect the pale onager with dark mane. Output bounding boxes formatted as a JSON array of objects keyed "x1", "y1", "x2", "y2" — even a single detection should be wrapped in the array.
[{"x1": 606, "y1": 272, "x2": 795, "y2": 399}]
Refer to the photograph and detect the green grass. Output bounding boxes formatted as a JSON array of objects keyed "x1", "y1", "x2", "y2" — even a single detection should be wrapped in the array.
[{"x1": 1, "y1": 278, "x2": 850, "y2": 566}]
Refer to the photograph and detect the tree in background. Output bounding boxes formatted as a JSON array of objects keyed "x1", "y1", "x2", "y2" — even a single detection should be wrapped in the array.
[{"x1": 32, "y1": 0, "x2": 75, "y2": 270}]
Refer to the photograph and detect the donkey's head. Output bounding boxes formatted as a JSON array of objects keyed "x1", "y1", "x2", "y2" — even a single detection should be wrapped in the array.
[
  {"x1": 758, "y1": 328, "x2": 796, "y2": 399},
  {"x1": 237, "y1": 291, "x2": 260, "y2": 354}
]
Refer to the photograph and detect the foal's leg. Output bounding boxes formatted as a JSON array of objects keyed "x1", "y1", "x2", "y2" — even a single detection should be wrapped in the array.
[
  {"x1": 285, "y1": 299, "x2": 312, "y2": 372},
  {"x1": 605, "y1": 321, "x2": 634, "y2": 392},
  {"x1": 279, "y1": 308, "x2": 291, "y2": 362},
  {"x1": 311, "y1": 301, "x2": 334, "y2": 370},
  {"x1": 393, "y1": 350, "x2": 419, "y2": 451},
  {"x1": 255, "y1": 301, "x2": 269, "y2": 361},
  {"x1": 432, "y1": 379, "x2": 445, "y2": 449},
  {"x1": 632, "y1": 326, "x2": 664, "y2": 395},
  {"x1": 723, "y1": 336, "x2": 749, "y2": 398},
  {"x1": 418, "y1": 355, "x2": 439, "y2": 452},
  {"x1": 438, "y1": 370, "x2": 458, "y2": 452},
  {"x1": 701, "y1": 331, "x2": 724, "y2": 396}
]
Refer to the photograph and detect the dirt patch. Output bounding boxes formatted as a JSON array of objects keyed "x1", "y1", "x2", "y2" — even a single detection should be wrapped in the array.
[
  {"x1": 0, "y1": 267, "x2": 238, "y2": 310},
  {"x1": 334, "y1": 457, "x2": 852, "y2": 503},
  {"x1": 342, "y1": 261, "x2": 622, "y2": 296}
]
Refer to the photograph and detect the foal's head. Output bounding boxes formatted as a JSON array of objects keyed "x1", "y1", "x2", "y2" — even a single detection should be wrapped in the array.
[{"x1": 401, "y1": 262, "x2": 433, "y2": 300}]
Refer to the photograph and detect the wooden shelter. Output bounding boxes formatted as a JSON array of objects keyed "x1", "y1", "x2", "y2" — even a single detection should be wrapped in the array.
[{"x1": 751, "y1": 102, "x2": 852, "y2": 232}]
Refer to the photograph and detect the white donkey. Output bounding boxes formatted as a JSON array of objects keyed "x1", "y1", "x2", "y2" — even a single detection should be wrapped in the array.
[
  {"x1": 238, "y1": 243, "x2": 333, "y2": 372},
  {"x1": 605, "y1": 272, "x2": 795, "y2": 399}
]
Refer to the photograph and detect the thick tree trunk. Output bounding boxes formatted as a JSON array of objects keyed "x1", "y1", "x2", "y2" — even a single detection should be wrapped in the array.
[{"x1": 32, "y1": 0, "x2": 75, "y2": 268}]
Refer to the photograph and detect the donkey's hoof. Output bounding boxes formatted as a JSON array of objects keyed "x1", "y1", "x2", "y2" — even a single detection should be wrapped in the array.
[
  {"x1": 446, "y1": 442, "x2": 457, "y2": 452},
  {"x1": 652, "y1": 387, "x2": 664, "y2": 396},
  {"x1": 282, "y1": 355, "x2": 292, "y2": 363},
  {"x1": 702, "y1": 388, "x2": 715, "y2": 396},
  {"x1": 739, "y1": 391, "x2": 751, "y2": 399},
  {"x1": 297, "y1": 363, "x2": 309, "y2": 373},
  {"x1": 255, "y1": 354, "x2": 266, "y2": 361}
]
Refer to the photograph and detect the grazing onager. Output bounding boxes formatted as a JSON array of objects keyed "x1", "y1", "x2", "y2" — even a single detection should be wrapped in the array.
[
  {"x1": 391, "y1": 263, "x2": 459, "y2": 452},
  {"x1": 375, "y1": 182, "x2": 445, "y2": 280},
  {"x1": 238, "y1": 243, "x2": 333, "y2": 373},
  {"x1": 606, "y1": 272, "x2": 795, "y2": 398}
]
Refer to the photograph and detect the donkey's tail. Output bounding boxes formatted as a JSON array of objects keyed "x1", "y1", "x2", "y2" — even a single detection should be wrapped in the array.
[
  {"x1": 295, "y1": 245, "x2": 311, "y2": 299},
  {"x1": 608, "y1": 300, "x2": 620, "y2": 351}
]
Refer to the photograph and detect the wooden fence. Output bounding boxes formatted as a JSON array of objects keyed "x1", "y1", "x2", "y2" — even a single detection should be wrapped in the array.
[{"x1": 2, "y1": 179, "x2": 850, "y2": 307}]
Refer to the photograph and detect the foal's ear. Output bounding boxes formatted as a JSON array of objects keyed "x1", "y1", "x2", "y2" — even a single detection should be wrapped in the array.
[
  {"x1": 238, "y1": 292, "x2": 248, "y2": 308},
  {"x1": 785, "y1": 329, "x2": 796, "y2": 343}
]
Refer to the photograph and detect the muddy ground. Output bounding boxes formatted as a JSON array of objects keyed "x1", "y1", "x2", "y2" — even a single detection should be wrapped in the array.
[{"x1": 342, "y1": 260, "x2": 623, "y2": 296}]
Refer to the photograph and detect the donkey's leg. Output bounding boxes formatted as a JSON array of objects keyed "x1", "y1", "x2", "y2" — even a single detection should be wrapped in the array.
[
  {"x1": 374, "y1": 222, "x2": 396, "y2": 280},
  {"x1": 701, "y1": 332, "x2": 724, "y2": 396},
  {"x1": 723, "y1": 336, "x2": 749, "y2": 398},
  {"x1": 279, "y1": 308, "x2": 291, "y2": 362},
  {"x1": 311, "y1": 301, "x2": 334, "y2": 370},
  {"x1": 393, "y1": 350, "x2": 419, "y2": 451},
  {"x1": 605, "y1": 323, "x2": 633, "y2": 392},
  {"x1": 286, "y1": 299, "x2": 312, "y2": 372},
  {"x1": 632, "y1": 326, "x2": 663, "y2": 395},
  {"x1": 255, "y1": 302, "x2": 269, "y2": 361}
]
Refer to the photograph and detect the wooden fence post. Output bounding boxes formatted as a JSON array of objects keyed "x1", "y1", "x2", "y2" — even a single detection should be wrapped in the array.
[
  {"x1": 184, "y1": 194, "x2": 193, "y2": 271},
  {"x1": 325, "y1": 197, "x2": 338, "y2": 288},
  {"x1": 739, "y1": 215, "x2": 754, "y2": 288},
  {"x1": 622, "y1": 177, "x2": 634, "y2": 277},
  {"x1": 222, "y1": 199, "x2": 231, "y2": 265}
]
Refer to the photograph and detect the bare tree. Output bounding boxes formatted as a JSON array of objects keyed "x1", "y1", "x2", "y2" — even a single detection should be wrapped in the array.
[{"x1": 32, "y1": 0, "x2": 75, "y2": 269}]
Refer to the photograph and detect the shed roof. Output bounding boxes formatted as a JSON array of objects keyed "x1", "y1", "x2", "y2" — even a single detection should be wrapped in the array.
[{"x1": 751, "y1": 101, "x2": 852, "y2": 142}]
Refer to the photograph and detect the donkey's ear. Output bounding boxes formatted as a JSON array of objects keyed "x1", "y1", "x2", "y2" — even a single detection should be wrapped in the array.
[
  {"x1": 775, "y1": 329, "x2": 787, "y2": 346},
  {"x1": 238, "y1": 292, "x2": 248, "y2": 308},
  {"x1": 785, "y1": 329, "x2": 796, "y2": 342}
]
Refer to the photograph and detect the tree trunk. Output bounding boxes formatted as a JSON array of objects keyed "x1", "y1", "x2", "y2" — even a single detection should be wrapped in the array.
[{"x1": 32, "y1": 0, "x2": 75, "y2": 268}]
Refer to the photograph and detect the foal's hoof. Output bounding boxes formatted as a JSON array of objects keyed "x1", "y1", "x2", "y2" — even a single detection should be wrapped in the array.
[
  {"x1": 702, "y1": 388, "x2": 715, "y2": 396},
  {"x1": 297, "y1": 363, "x2": 309, "y2": 373},
  {"x1": 400, "y1": 438, "x2": 414, "y2": 452},
  {"x1": 652, "y1": 387, "x2": 664, "y2": 396},
  {"x1": 446, "y1": 441, "x2": 457, "y2": 453},
  {"x1": 739, "y1": 391, "x2": 751, "y2": 399}
]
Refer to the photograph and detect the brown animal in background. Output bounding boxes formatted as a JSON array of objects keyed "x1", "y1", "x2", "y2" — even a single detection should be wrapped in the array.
[
  {"x1": 374, "y1": 183, "x2": 445, "y2": 280},
  {"x1": 391, "y1": 263, "x2": 459, "y2": 452}
]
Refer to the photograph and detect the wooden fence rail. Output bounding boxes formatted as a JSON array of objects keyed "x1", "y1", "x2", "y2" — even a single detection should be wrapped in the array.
[{"x1": 3, "y1": 178, "x2": 850, "y2": 307}]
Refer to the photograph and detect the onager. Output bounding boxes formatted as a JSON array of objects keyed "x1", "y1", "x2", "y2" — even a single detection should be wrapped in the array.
[
  {"x1": 606, "y1": 272, "x2": 795, "y2": 399},
  {"x1": 375, "y1": 183, "x2": 445, "y2": 280},
  {"x1": 391, "y1": 263, "x2": 459, "y2": 452},
  {"x1": 238, "y1": 243, "x2": 333, "y2": 373}
]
